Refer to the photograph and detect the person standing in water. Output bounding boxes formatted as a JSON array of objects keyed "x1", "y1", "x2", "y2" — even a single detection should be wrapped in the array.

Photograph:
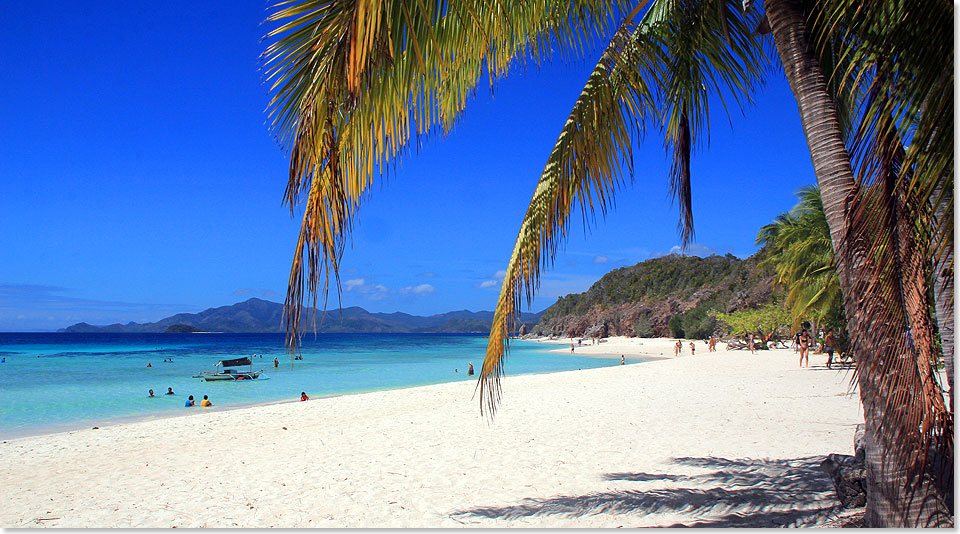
[
  {"x1": 273, "y1": 357, "x2": 279, "y2": 368},
  {"x1": 185, "y1": 395, "x2": 195, "y2": 407},
  {"x1": 621, "y1": 355, "x2": 625, "y2": 365},
  {"x1": 467, "y1": 362, "x2": 474, "y2": 376}
]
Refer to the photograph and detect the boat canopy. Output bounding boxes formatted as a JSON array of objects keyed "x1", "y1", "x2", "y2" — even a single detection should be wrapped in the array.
[{"x1": 217, "y1": 357, "x2": 252, "y2": 367}]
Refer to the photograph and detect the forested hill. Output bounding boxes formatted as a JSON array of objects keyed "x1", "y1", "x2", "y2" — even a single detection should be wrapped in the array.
[{"x1": 531, "y1": 253, "x2": 776, "y2": 339}]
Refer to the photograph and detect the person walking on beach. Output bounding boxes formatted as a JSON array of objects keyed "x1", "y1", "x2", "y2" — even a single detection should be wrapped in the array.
[
  {"x1": 185, "y1": 395, "x2": 195, "y2": 407},
  {"x1": 675, "y1": 340, "x2": 683, "y2": 356},
  {"x1": 748, "y1": 333, "x2": 756, "y2": 354},
  {"x1": 823, "y1": 329, "x2": 836, "y2": 369},
  {"x1": 689, "y1": 342, "x2": 695, "y2": 356},
  {"x1": 200, "y1": 395, "x2": 212, "y2": 407}
]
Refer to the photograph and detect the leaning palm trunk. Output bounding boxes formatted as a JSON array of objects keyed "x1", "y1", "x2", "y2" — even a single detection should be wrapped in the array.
[{"x1": 764, "y1": 0, "x2": 952, "y2": 527}]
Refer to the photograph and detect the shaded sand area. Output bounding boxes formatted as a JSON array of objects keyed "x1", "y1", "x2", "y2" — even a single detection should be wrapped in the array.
[{"x1": 0, "y1": 340, "x2": 863, "y2": 527}]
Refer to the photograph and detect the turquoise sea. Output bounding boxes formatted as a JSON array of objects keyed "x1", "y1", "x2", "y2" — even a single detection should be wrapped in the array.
[{"x1": 0, "y1": 333, "x2": 633, "y2": 438}]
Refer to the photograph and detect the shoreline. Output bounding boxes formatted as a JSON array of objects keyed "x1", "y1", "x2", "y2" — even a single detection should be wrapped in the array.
[
  {"x1": 0, "y1": 341, "x2": 864, "y2": 528},
  {"x1": 1, "y1": 337, "x2": 660, "y2": 441}
]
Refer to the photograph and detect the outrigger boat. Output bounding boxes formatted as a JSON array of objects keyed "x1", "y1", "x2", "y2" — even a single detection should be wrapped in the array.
[{"x1": 194, "y1": 356, "x2": 265, "y2": 381}]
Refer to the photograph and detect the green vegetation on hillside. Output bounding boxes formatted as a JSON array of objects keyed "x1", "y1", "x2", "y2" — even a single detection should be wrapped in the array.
[{"x1": 534, "y1": 252, "x2": 777, "y2": 339}]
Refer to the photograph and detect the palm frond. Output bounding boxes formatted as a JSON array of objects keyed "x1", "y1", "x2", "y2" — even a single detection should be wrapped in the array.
[
  {"x1": 262, "y1": 0, "x2": 626, "y2": 352},
  {"x1": 479, "y1": 19, "x2": 653, "y2": 416},
  {"x1": 479, "y1": 0, "x2": 767, "y2": 415}
]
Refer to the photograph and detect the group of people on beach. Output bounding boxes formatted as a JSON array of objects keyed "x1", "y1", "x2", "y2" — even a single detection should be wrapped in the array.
[
  {"x1": 673, "y1": 340, "x2": 696, "y2": 356},
  {"x1": 146, "y1": 388, "x2": 212, "y2": 407},
  {"x1": 792, "y1": 327, "x2": 837, "y2": 368}
]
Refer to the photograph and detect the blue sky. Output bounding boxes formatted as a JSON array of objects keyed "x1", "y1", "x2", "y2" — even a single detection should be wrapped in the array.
[{"x1": 1, "y1": 1, "x2": 817, "y2": 331}]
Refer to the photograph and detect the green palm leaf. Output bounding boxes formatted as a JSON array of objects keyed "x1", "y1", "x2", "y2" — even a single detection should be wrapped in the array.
[{"x1": 479, "y1": 0, "x2": 766, "y2": 414}]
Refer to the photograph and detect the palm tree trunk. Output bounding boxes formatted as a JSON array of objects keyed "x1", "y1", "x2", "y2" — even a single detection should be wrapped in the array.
[{"x1": 763, "y1": 0, "x2": 952, "y2": 527}]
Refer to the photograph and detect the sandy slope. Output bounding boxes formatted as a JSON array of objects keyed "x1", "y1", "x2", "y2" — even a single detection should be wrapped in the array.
[{"x1": 0, "y1": 338, "x2": 863, "y2": 528}]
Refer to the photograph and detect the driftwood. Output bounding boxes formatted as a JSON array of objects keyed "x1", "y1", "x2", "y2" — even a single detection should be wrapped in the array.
[{"x1": 724, "y1": 339, "x2": 770, "y2": 350}]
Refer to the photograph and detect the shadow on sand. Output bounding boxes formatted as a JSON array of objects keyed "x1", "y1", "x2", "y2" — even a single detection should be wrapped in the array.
[{"x1": 451, "y1": 456, "x2": 843, "y2": 527}]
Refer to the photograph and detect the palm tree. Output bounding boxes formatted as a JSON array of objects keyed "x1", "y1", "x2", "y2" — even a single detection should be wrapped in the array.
[
  {"x1": 261, "y1": 0, "x2": 952, "y2": 526},
  {"x1": 756, "y1": 185, "x2": 842, "y2": 335}
]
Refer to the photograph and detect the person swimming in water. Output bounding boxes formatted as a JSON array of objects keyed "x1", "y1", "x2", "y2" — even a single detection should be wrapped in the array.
[
  {"x1": 185, "y1": 395, "x2": 195, "y2": 407},
  {"x1": 166, "y1": 387, "x2": 175, "y2": 395},
  {"x1": 148, "y1": 389, "x2": 155, "y2": 397}
]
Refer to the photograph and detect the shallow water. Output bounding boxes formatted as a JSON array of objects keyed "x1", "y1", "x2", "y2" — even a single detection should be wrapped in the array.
[{"x1": 0, "y1": 333, "x2": 633, "y2": 437}]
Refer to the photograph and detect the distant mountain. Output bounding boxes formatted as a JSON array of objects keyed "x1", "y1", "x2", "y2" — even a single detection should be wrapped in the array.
[{"x1": 58, "y1": 298, "x2": 544, "y2": 334}]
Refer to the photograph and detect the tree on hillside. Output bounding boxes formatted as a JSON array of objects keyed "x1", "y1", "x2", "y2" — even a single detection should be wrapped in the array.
[{"x1": 261, "y1": 0, "x2": 952, "y2": 526}]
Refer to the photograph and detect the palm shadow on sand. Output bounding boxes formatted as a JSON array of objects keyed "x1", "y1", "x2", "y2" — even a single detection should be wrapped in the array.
[{"x1": 450, "y1": 456, "x2": 844, "y2": 527}]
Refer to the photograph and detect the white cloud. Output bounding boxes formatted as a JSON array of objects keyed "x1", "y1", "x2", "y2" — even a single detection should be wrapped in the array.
[
  {"x1": 400, "y1": 284, "x2": 435, "y2": 295},
  {"x1": 363, "y1": 284, "x2": 391, "y2": 300},
  {"x1": 668, "y1": 243, "x2": 718, "y2": 257},
  {"x1": 593, "y1": 255, "x2": 609, "y2": 264},
  {"x1": 419, "y1": 272, "x2": 436, "y2": 278},
  {"x1": 477, "y1": 270, "x2": 507, "y2": 289},
  {"x1": 344, "y1": 278, "x2": 366, "y2": 291}
]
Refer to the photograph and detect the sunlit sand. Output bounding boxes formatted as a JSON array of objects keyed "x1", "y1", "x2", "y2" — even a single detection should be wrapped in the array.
[{"x1": 0, "y1": 338, "x2": 863, "y2": 527}]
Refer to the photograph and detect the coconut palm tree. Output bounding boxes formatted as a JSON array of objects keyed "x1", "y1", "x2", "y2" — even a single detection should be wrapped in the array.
[
  {"x1": 261, "y1": 0, "x2": 952, "y2": 526},
  {"x1": 756, "y1": 185, "x2": 842, "y2": 334}
]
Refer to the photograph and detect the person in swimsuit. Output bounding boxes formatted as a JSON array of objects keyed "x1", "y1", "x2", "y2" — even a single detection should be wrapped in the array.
[
  {"x1": 300, "y1": 392, "x2": 309, "y2": 401},
  {"x1": 467, "y1": 362, "x2": 474, "y2": 376},
  {"x1": 799, "y1": 330, "x2": 811, "y2": 367}
]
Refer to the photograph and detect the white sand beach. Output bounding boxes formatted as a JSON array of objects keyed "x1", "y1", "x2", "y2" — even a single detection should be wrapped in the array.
[{"x1": 0, "y1": 338, "x2": 864, "y2": 528}]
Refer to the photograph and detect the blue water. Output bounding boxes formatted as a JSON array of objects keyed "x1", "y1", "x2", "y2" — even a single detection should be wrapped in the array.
[{"x1": 0, "y1": 333, "x2": 632, "y2": 438}]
